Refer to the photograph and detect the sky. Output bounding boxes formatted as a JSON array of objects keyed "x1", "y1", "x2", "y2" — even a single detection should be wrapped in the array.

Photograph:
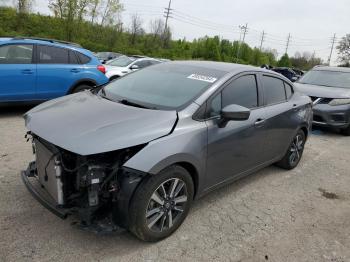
[{"x1": 7, "y1": 0, "x2": 350, "y2": 65}]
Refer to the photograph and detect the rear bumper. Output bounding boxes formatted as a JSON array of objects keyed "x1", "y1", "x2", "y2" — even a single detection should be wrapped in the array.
[
  {"x1": 312, "y1": 104, "x2": 350, "y2": 129},
  {"x1": 21, "y1": 161, "x2": 70, "y2": 219}
]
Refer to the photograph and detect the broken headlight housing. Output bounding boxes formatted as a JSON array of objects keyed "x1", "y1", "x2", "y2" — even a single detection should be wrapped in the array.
[{"x1": 329, "y1": 98, "x2": 350, "y2": 106}]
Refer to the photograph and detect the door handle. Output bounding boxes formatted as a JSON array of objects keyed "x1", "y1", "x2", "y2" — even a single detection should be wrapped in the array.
[
  {"x1": 254, "y1": 118, "x2": 265, "y2": 126},
  {"x1": 21, "y1": 69, "x2": 34, "y2": 74},
  {"x1": 70, "y1": 68, "x2": 80, "y2": 73}
]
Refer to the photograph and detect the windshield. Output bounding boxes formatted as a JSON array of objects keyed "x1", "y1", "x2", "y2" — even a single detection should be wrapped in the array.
[
  {"x1": 106, "y1": 56, "x2": 135, "y2": 67},
  {"x1": 298, "y1": 70, "x2": 350, "y2": 89},
  {"x1": 102, "y1": 63, "x2": 226, "y2": 110}
]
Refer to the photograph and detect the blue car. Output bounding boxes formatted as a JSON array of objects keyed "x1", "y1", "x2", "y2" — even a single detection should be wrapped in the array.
[{"x1": 0, "y1": 37, "x2": 108, "y2": 103}]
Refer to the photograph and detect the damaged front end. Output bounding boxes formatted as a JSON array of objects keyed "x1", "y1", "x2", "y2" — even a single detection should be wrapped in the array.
[{"x1": 21, "y1": 132, "x2": 147, "y2": 233}]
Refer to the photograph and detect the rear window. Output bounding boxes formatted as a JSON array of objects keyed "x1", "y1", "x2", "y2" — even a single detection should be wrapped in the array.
[
  {"x1": 262, "y1": 76, "x2": 287, "y2": 105},
  {"x1": 284, "y1": 82, "x2": 293, "y2": 99},
  {"x1": 76, "y1": 52, "x2": 91, "y2": 64},
  {"x1": 38, "y1": 45, "x2": 69, "y2": 64}
]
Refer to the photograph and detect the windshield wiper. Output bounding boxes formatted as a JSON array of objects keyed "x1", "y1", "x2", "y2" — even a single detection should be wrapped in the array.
[{"x1": 119, "y1": 99, "x2": 156, "y2": 109}]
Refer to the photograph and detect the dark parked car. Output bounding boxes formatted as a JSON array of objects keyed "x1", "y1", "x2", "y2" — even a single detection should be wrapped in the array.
[
  {"x1": 295, "y1": 66, "x2": 350, "y2": 135},
  {"x1": 95, "y1": 52, "x2": 123, "y2": 64},
  {"x1": 21, "y1": 61, "x2": 312, "y2": 241},
  {"x1": 272, "y1": 67, "x2": 300, "y2": 82}
]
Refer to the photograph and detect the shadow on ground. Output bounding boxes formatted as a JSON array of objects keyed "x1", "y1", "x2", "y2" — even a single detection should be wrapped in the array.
[{"x1": 0, "y1": 105, "x2": 35, "y2": 118}]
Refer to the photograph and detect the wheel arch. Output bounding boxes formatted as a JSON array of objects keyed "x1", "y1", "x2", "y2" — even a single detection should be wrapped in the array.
[{"x1": 67, "y1": 78, "x2": 97, "y2": 94}]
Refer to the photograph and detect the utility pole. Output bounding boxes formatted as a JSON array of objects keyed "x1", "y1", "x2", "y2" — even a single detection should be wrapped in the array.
[
  {"x1": 163, "y1": 0, "x2": 173, "y2": 34},
  {"x1": 163, "y1": 0, "x2": 173, "y2": 47},
  {"x1": 236, "y1": 23, "x2": 248, "y2": 62},
  {"x1": 259, "y1": 30, "x2": 265, "y2": 51},
  {"x1": 285, "y1": 33, "x2": 291, "y2": 55},
  {"x1": 327, "y1": 33, "x2": 336, "y2": 66}
]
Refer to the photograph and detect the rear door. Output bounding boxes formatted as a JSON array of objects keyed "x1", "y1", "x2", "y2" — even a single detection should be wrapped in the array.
[
  {"x1": 259, "y1": 74, "x2": 297, "y2": 160},
  {"x1": 36, "y1": 45, "x2": 83, "y2": 100},
  {"x1": 205, "y1": 73, "x2": 267, "y2": 188},
  {"x1": 0, "y1": 44, "x2": 36, "y2": 102}
]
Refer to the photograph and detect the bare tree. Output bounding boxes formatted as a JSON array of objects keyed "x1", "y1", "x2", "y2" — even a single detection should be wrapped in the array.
[
  {"x1": 89, "y1": 0, "x2": 100, "y2": 24},
  {"x1": 100, "y1": 0, "x2": 123, "y2": 26},
  {"x1": 149, "y1": 18, "x2": 164, "y2": 39},
  {"x1": 16, "y1": 0, "x2": 33, "y2": 13},
  {"x1": 129, "y1": 13, "x2": 143, "y2": 45},
  {"x1": 337, "y1": 34, "x2": 350, "y2": 65}
]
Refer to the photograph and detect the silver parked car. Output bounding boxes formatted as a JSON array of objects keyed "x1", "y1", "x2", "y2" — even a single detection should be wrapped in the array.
[
  {"x1": 22, "y1": 61, "x2": 312, "y2": 241},
  {"x1": 294, "y1": 66, "x2": 350, "y2": 135}
]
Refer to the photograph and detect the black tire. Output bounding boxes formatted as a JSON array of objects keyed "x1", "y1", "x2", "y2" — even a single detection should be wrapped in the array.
[
  {"x1": 71, "y1": 84, "x2": 92, "y2": 93},
  {"x1": 341, "y1": 125, "x2": 350, "y2": 136},
  {"x1": 109, "y1": 76, "x2": 120, "y2": 82},
  {"x1": 276, "y1": 129, "x2": 306, "y2": 170},
  {"x1": 129, "y1": 165, "x2": 194, "y2": 242}
]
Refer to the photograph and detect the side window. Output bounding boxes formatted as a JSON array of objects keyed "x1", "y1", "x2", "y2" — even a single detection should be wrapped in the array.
[
  {"x1": 208, "y1": 94, "x2": 222, "y2": 117},
  {"x1": 222, "y1": 75, "x2": 258, "y2": 109},
  {"x1": 134, "y1": 60, "x2": 150, "y2": 68},
  {"x1": 69, "y1": 50, "x2": 79, "y2": 64},
  {"x1": 284, "y1": 82, "x2": 293, "y2": 99},
  {"x1": 0, "y1": 44, "x2": 33, "y2": 64},
  {"x1": 262, "y1": 76, "x2": 287, "y2": 105},
  {"x1": 76, "y1": 52, "x2": 91, "y2": 64},
  {"x1": 38, "y1": 45, "x2": 69, "y2": 64},
  {"x1": 150, "y1": 60, "x2": 160, "y2": 65}
]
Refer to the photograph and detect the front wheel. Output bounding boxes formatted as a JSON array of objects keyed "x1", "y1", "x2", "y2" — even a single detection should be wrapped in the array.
[
  {"x1": 276, "y1": 130, "x2": 306, "y2": 170},
  {"x1": 129, "y1": 165, "x2": 194, "y2": 242},
  {"x1": 341, "y1": 125, "x2": 350, "y2": 136}
]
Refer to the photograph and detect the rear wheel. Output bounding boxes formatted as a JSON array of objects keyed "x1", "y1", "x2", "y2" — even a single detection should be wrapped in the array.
[
  {"x1": 71, "y1": 84, "x2": 92, "y2": 93},
  {"x1": 276, "y1": 130, "x2": 306, "y2": 170},
  {"x1": 129, "y1": 165, "x2": 194, "y2": 242},
  {"x1": 109, "y1": 76, "x2": 120, "y2": 82}
]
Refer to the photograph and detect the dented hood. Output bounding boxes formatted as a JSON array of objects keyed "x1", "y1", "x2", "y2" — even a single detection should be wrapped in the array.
[{"x1": 24, "y1": 91, "x2": 177, "y2": 155}]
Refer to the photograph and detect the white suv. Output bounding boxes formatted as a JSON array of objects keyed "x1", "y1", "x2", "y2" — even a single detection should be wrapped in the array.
[{"x1": 105, "y1": 55, "x2": 161, "y2": 81}]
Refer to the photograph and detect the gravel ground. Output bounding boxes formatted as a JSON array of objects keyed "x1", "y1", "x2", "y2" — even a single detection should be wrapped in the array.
[{"x1": 0, "y1": 106, "x2": 349, "y2": 262}]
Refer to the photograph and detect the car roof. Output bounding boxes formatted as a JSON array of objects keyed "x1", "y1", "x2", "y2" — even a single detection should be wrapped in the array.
[
  {"x1": 0, "y1": 37, "x2": 93, "y2": 57},
  {"x1": 167, "y1": 60, "x2": 268, "y2": 74},
  {"x1": 312, "y1": 65, "x2": 350, "y2": 73}
]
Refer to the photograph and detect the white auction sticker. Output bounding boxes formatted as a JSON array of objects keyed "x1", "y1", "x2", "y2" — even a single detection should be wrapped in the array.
[{"x1": 187, "y1": 74, "x2": 217, "y2": 83}]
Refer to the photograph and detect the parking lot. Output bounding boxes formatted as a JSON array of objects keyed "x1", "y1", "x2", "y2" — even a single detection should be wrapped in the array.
[{"x1": 0, "y1": 106, "x2": 349, "y2": 262}]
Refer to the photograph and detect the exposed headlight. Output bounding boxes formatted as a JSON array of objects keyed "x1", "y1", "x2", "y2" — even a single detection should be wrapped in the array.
[{"x1": 329, "y1": 98, "x2": 350, "y2": 106}]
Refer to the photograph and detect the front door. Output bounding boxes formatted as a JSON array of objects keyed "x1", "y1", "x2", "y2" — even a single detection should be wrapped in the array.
[
  {"x1": 0, "y1": 44, "x2": 36, "y2": 102},
  {"x1": 205, "y1": 74, "x2": 267, "y2": 189}
]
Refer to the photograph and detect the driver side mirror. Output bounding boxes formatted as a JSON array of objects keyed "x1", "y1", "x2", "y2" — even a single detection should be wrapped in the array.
[
  {"x1": 130, "y1": 64, "x2": 139, "y2": 70},
  {"x1": 218, "y1": 104, "x2": 251, "y2": 128}
]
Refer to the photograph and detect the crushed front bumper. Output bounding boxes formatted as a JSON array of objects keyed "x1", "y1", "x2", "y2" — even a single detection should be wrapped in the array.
[
  {"x1": 21, "y1": 161, "x2": 70, "y2": 219},
  {"x1": 312, "y1": 104, "x2": 350, "y2": 129}
]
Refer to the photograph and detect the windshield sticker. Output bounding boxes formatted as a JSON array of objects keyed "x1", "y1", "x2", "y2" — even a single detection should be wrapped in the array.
[{"x1": 187, "y1": 74, "x2": 217, "y2": 83}]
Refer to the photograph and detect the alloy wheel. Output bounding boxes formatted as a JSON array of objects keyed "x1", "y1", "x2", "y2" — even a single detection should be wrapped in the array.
[
  {"x1": 289, "y1": 134, "x2": 304, "y2": 165},
  {"x1": 146, "y1": 178, "x2": 188, "y2": 232}
]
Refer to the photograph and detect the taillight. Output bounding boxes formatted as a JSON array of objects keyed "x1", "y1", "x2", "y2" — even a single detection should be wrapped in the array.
[{"x1": 97, "y1": 65, "x2": 106, "y2": 74}]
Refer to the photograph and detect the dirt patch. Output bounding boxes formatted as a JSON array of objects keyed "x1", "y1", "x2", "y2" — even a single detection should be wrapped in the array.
[{"x1": 318, "y1": 188, "x2": 340, "y2": 199}]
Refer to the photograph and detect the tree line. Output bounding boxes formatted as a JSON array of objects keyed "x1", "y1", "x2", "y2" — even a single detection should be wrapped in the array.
[{"x1": 1, "y1": 1, "x2": 348, "y2": 69}]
